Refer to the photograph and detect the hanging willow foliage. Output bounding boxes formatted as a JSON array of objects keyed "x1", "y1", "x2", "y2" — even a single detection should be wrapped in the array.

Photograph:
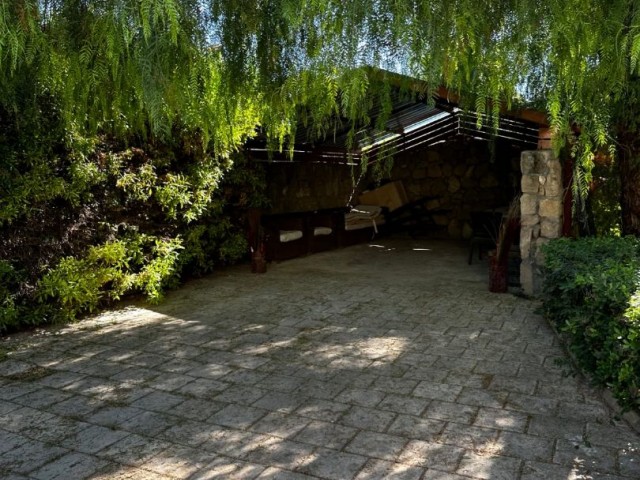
[{"x1": 1, "y1": 1, "x2": 637, "y2": 151}]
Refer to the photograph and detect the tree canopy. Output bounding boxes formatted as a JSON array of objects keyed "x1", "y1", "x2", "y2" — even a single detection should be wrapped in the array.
[{"x1": 3, "y1": 0, "x2": 639, "y2": 156}]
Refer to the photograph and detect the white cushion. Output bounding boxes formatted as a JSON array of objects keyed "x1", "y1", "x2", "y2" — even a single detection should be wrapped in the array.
[
  {"x1": 314, "y1": 227, "x2": 332, "y2": 236},
  {"x1": 279, "y1": 230, "x2": 303, "y2": 243}
]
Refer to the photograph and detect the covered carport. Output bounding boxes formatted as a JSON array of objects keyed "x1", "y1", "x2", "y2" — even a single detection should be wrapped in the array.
[{"x1": 246, "y1": 79, "x2": 558, "y2": 294}]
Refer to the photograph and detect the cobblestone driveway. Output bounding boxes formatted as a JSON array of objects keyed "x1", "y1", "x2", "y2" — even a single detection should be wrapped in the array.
[{"x1": 0, "y1": 237, "x2": 638, "y2": 479}]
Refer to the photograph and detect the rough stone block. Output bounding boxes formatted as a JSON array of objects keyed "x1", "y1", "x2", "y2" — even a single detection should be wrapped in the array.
[
  {"x1": 427, "y1": 164, "x2": 442, "y2": 178},
  {"x1": 540, "y1": 218, "x2": 561, "y2": 238},
  {"x1": 448, "y1": 177, "x2": 461, "y2": 193},
  {"x1": 544, "y1": 177, "x2": 563, "y2": 197},
  {"x1": 521, "y1": 175, "x2": 542, "y2": 194},
  {"x1": 521, "y1": 195, "x2": 538, "y2": 216},
  {"x1": 539, "y1": 199, "x2": 562, "y2": 219},
  {"x1": 480, "y1": 174, "x2": 499, "y2": 188},
  {"x1": 520, "y1": 230, "x2": 532, "y2": 259},
  {"x1": 521, "y1": 152, "x2": 536, "y2": 173},
  {"x1": 521, "y1": 214, "x2": 540, "y2": 227},
  {"x1": 520, "y1": 260, "x2": 536, "y2": 296}
]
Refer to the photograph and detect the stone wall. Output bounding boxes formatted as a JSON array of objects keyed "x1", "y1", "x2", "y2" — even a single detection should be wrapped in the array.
[
  {"x1": 264, "y1": 140, "x2": 522, "y2": 240},
  {"x1": 520, "y1": 150, "x2": 563, "y2": 296},
  {"x1": 389, "y1": 140, "x2": 521, "y2": 238},
  {"x1": 264, "y1": 162, "x2": 356, "y2": 213}
]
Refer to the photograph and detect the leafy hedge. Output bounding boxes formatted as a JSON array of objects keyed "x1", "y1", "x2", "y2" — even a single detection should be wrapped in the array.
[
  {"x1": 542, "y1": 237, "x2": 640, "y2": 411},
  {"x1": 0, "y1": 118, "x2": 268, "y2": 332}
]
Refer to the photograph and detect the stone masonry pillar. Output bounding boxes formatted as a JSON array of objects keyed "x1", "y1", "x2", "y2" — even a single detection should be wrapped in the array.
[{"x1": 520, "y1": 150, "x2": 563, "y2": 296}]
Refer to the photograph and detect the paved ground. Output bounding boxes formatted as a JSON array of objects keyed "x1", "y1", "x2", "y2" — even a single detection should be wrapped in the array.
[{"x1": 0, "y1": 237, "x2": 638, "y2": 480}]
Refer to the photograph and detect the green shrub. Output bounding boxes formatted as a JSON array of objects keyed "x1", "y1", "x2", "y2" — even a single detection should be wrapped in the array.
[
  {"x1": 37, "y1": 235, "x2": 184, "y2": 322},
  {"x1": 542, "y1": 237, "x2": 640, "y2": 410}
]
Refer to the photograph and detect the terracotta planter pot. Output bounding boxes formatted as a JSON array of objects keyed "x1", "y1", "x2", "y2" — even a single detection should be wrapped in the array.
[{"x1": 489, "y1": 253, "x2": 508, "y2": 293}]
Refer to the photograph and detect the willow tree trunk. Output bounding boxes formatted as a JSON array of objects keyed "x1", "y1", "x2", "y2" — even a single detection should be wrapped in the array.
[{"x1": 618, "y1": 131, "x2": 640, "y2": 236}]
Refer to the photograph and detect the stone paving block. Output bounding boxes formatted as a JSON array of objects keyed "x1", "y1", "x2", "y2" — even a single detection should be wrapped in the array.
[
  {"x1": 297, "y1": 447, "x2": 368, "y2": 480},
  {"x1": 192, "y1": 456, "x2": 268, "y2": 479},
  {"x1": 0, "y1": 399, "x2": 20, "y2": 416},
  {"x1": 0, "y1": 359, "x2": 37, "y2": 377},
  {"x1": 488, "y1": 375, "x2": 537, "y2": 395},
  {"x1": 505, "y1": 392, "x2": 558, "y2": 416},
  {"x1": 587, "y1": 422, "x2": 640, "y2": 450},
  {"x1": 433, "y1": 356, "x2": 478, "y2": 373},
  {"x1": 339, "y1": 405, "x2": 397, "y2": 432},
  {"x1": 255, "y1": 466, "x2": 313, "y2": 479},
  {"x1": 443, "y1": 372, "x2": 493, "y2": 389},
  {"x1": 556, "y1": 400, "x2": 611, "y2": 422},
  {"x1": 243, "y1": 438, "x2": 316, "y2": 471},
  {"x1": 186, "y1": 363, "x2": 235, "y2": 380},
  {"x1": 62, "y1": 375, "x2": 121, "y2": 396},
  {"x1": 377, "y1": 393, "x2": 430, "y2": 416},
  {"x1": 118, "y1": 410, "x2": 176, "y2": 437},
  {"x1": 496, "y1": 431, "x2": 554, "y2": 462},
  {"x1": 125, "y1": 352, "x2": 168, "y2": 368},
  {"x1": 171, "y1": 397, "x2": 225, "y2": 421},
  {"x1": 413, "y1": 382, "x2": 462, "y2": 402},
  {"x1": 130, "y1": 390, "x2": 185, "y2": 412},
  {"x1": 474, "y1": 359, "x2": 520, "y2": 377},
  {"x1": 520, "y1": 460, "x2": 575, "y2": 480},
  {"x1": 250, "y1": 412, "x2": 310, "y2": 439},
  {"x1": 0, "y1": 430, "x2": 29, "y2": 455},
  {"x1": 142, "y1": 445, "x2": 215, "y2": 479},
  {"x1": 37, "y1": 371, "x2": 86, "y2": 389},
  {"x1": 554, "y1": 439, "x2": 618, "y2": 475},
  {"x1": 439, "y1": 422, "x2": 500, "y2": 452},
  {"x1": 162, "y1": 418, "x2": 231, "y2": 448},
  {"x1": 334, "y1": 388, "x2": 385, "y2": 408},
  {"x1": 387, "y1": 414, "x2": 445, "y2": 442},
  {"x1": 535, "y1": 380, "x2": 587, "y2": 401},
  {"x1": 397, "y1": 439, "x2": 464, "y2": 470},
  {"x1": 292, "y1": 420, "x2": 358, "y2": 450},
  {"x1": 110, "y1": 367, "x2": 162, "y2": 386},
  {"x1": 423, "y1": 400, "x2": 478, "y2": 424},
  {"x1": 0, "y1": 382, "x2": 40, "y2": 401},
  {"x1": 370, "y1": 376, "x2": 418, "y2": 395},
  {"x1": 402, "y1": 366, "x2": 449, "y2": 383},
  {"x1": 457, "y1": 451, "x2": 521, "y2": 480},
  {"x1": 59, "y1": 423, "x2": 129, "y2": 454},
  {"x1": 295, "y1": 398, "x2": 351, "y2": 422},
  {"x1": 155, "y1": 358, "x2": 202, "y2": 374},
  {"x1": 421, "y1": 470, "x2": 478, "y2": 480},
  {"x1": 354, "y1": 459, "x2": 424, "y2": 480},
  {"x1": 46, "y1": 392, "x2": 104, "y2": 418},
  {"x1": 209, "y1": 404, "x2": 267, "y2": 429},
  {"x1": 214, "y1": 385, "x2": 268, "y2": 405},
  {"x1": 619, "y1": 444, "x2": 640, "y2": 478},
  {"x1": 331, "y1": 371, "x2": 380, "y2": 388},
  {"x1": 0, "y1": 438, "x2": 67, "y2": 474},
  {"x1": 456, "y1": 387, "x2": 508, "y2": 409},
  {"x1": 1, "y1": 406, "x2": 86, "y2": 443},
  {"x1": 177, "y1": 377, "x2": 229, "y2": 398},
  {"x1": 527, "y1": 414, "x2": 586, "y2": 441},
  {"x1": 30, "y1": 451, "x2": 110, "y2": 480},
  {"x1": 220, "y1": 369, "x2": 269, "y2": 386},
  {"x1": 95, "y1": 433, "x2": 171, "y2": 467},
  {"x1": 78, "y1": 360, "x2": 130, "y2": 378},
  {"x1": 295, "y1": 379, "x2": 346, "y2": 400},
  {"x1": 345, "y1": 430, "x2": 407, "y2": 461},
  {"x1": 87, "y1": 406, "x2": 145, "y2": 428},
  {"x1": 147, "y1": 373, "x2": 196, "y2": 392},
  {"x1": 251, "y1": 391, "x2": 307, "y2": 413},
  {"x1": 259, "y1": 374, "x2": 307, "y2": 393}
]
